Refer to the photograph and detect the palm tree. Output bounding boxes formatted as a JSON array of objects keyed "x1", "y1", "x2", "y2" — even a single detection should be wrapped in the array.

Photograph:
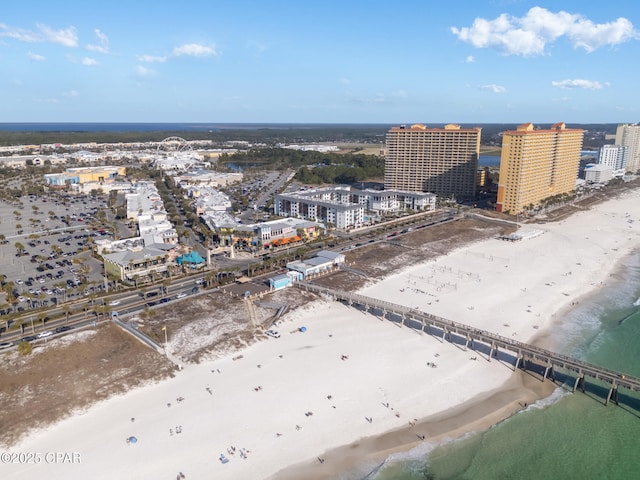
[
  {"x1": 62, "y1": 304, "x2": 72, "y2": 323},
  {"x1": 37, "y1": 312, "x2": 47, "y2": 331}
]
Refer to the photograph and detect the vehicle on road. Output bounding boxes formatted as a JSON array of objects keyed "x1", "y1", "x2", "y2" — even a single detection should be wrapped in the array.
[
  {"x1": 176, "y1": 293, "x2": 187, "y2": 299},
  {"x1": 55, "y1": 326, "x2": 72, "y2": 334},
  {"x1": 0, "y1": 342, "x2": 12, "y2": 350},
  {"x1": 108, "y1": 300, "x2": 121, "y2": 306},
  {"x1": 37, "y1": 331, "x2": 53, "y2": 339}
]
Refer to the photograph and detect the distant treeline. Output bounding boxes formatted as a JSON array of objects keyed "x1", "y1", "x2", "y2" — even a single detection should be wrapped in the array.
[
  {"x1": 0, "y1": 123, "x2": 618, "y2": 148},
  {"x1": 220, "y1": 147, "x2": 385, "y2": 184}
]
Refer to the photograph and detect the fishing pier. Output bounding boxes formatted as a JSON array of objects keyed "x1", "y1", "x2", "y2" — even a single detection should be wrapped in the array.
[{"x1": 296, "y1": 282, "x2": 640, "y2": 406}]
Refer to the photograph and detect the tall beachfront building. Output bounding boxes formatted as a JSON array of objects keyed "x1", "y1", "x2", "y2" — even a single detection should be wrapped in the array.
[
  {"x1": 598, "y1": 144, "x2": 628, "y2": 173},
  {"x1": 496, "y1": 122, "x2": 584, "y2": 215},
  {"x1": 615, "y1": 123, "x2": 640, "y2": 173},
  {"x1": 384, "y1": 124, "x2": 481, "y2": 200}
]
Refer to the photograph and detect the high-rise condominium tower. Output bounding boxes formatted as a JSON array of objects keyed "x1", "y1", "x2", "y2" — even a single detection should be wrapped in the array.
[
  {"x1": 496, "y1": 122, "x2": 584, "y2": 215},
  {"x1": 615, "y1": 123, "x2": 640, "y2": 173},
  {"x1": 598, "y1": 144, "x2": 628, "y2": 172},
  {"x1": 384, "y1": 124, "x2": 481, "y2": 200}
]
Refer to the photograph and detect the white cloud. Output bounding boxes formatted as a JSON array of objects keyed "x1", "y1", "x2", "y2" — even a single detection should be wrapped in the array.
[
  {"x1": 63, "y1": 90, "x2": 79, "y2": 97},
  {"x1": 339, "y1": 78, "x2": 351, "y2": 85},
  {"x1": 135, "y1": 65, "x2": 155, "y2": 77},
  {"x1": 86, "y1": 29, "x2": 109, "y2": 54},
  {"x1": 451, "y1": 7, "x2": 639, "y2": 56},
  {"x1": 0, "y1": 23, "x2": 39, "y2": 42},
  {"x1": 551, "y1": 79, "x2": 608, "y2": 89},
  {"x1": 36, "y1": 23, "x2": 78, "y2": 47},
  {"x1": 81, "y1": 57, "x2": 98, "y2": 66},
  {"x1": 137, "y1": 54, "x2": 167, "y2": 63},
  {"x1": 172, "y1": 43, "x2": 217, "y2": 57},
  {"x1": 465, "y1": 55, "x2": 475, "y2": 63},
  {"x1": 0, "y1": 22, "x2": 78, "y2": 47},
  {"x1": 480, "y1": 84, "x2": 506, "y2": 93},
  {"x1": 392, "y1": 89, "x2": 408, "y2": 98},
  {"x1": 27, "y1": 51, "x2": 45, "y2": 61}
]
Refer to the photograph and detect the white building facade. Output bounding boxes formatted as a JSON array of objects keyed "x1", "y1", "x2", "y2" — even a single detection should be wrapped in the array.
[
  {"x1": 584, "y1": 164, "x2": 613, "y2": 183},
  {"x1": 598, "y1": 144, "x2": 628, "y2": 174},
  {"x1": 615, "y1": 124, "x2": 640, "y2": 173},
  {"x1": 274, "y1": 186, "x2": 436, "y2": 230}
]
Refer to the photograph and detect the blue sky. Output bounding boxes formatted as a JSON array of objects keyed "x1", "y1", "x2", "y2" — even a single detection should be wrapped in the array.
[{"x1": 1, "y1": 1, "x2": 639, "y2": 124}]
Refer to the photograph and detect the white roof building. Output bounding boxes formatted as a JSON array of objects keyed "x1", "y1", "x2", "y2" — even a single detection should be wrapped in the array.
[
  {"x1": 274, "y1": 186, "x2": 436, "y2": 230},
  {"x1": 584, "y1": 163, "x2": 613, "y2": 184}
]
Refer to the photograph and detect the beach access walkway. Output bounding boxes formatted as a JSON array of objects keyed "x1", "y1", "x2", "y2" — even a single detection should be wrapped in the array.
[{"x1": 296, "y1": 282, "x2": 640, "y2": 407}]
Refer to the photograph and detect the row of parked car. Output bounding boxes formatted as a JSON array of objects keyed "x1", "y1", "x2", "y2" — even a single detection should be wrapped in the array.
[{"x1": 0, "y1": 325, "x2": 74, "y2": 350}]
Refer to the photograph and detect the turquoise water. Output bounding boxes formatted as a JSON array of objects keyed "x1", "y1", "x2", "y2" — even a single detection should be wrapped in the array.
[{"x1": 371, "y1": 254, "x2": 640, "y2": 480}]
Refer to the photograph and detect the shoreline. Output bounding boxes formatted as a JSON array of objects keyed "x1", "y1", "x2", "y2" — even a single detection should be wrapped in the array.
[{"x1": 274, "y1": 368, "x2": 557, "y2": 480}]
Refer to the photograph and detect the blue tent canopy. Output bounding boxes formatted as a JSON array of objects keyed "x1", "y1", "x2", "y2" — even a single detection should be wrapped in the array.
[{"x1": 176, "y1": 251, "x2": 205, "y2": 265}]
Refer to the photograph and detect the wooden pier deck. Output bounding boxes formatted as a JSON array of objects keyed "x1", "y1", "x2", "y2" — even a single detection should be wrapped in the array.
[{"x1": 296, "y1": 282, "x2": 640, "y2": 405}]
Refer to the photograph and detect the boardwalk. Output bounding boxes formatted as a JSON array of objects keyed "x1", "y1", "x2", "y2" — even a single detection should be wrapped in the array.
[{"x1": 296, "y1": 282, "x2": 640, "y2": 405}]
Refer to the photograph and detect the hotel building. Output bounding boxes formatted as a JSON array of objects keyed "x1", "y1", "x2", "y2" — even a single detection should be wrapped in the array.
[
  {"x1": 614, "y1": 123, "x2": 640, "y2": 173},
  {"x1": 274, "y1": 186, "x2": 436, "y2": 230},
  {"x1": 496, "y1": 123, "x2": 584, "y2": 215},
  {"x1": 384, "y1": 124, "x2": 481, "y2": 200},
  {"x1": 598, "y1": 144, "x2": 628, "y2": 174}
]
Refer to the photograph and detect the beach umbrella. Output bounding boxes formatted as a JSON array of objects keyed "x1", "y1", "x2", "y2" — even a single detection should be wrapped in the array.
[
  {"x1": 128, "y1": 436, "x2": 137, "y2": 444},
  {"x1": 299, "y1": 326, "x2": 307, "y2": 332}
]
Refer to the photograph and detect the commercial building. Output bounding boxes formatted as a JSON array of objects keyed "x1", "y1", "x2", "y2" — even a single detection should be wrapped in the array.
[
  {"x1": 274, "y1": 186, "x2": 436, "y2": 230},
  {"x1": 44, "y1": 166, "x2": 126, "y2": 187},
  {"x1": 384, "y1": 124, "x2": 481, "y2": 200},
  {"x1": 614, "y1": 124, "x2": 640, "y2": 173},
  {"x1": 496, "y1": 123, "x2": 584, "y2": 215},
  {"x1": 584, "y1": 164, "x2": 613, "y2": 184}
]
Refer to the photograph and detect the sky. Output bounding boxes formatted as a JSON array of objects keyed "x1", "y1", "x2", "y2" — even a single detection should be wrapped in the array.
[{"x1": 1, "y1": 0, "x2": 639, "y2": 124}]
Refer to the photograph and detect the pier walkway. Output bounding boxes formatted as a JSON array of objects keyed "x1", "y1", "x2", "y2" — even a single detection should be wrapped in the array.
[{"x1": 296, "y1": 282, "x2": 640, "y2": 406}]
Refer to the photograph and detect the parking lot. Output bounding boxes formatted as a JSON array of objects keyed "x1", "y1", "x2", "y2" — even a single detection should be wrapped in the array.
[{"x1": 0, "y1": 192, "x2": 114, "y2": 315}]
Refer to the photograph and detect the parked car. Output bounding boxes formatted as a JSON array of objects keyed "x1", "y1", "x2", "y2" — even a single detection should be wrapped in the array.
[{"x1": 265, "y1": 329, "x2": 281, "y2": 338}]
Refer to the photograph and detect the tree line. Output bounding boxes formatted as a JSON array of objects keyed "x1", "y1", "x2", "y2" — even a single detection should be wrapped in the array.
[{"x1": 220, "y1": 147, "x2": 385, "y2": 184}]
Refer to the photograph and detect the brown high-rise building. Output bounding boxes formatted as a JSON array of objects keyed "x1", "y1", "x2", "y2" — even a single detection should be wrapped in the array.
[
  {"x1": 384, "y1": 124, "x2": 481, "y2": 200},
  {"x1": 496, "y1": 122, "x2": 584, "y2": 215}
]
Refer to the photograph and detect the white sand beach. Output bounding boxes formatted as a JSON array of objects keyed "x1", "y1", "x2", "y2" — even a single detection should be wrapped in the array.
[{"x1": 5, "y1": 189, "x2": 640, "y2": 480}]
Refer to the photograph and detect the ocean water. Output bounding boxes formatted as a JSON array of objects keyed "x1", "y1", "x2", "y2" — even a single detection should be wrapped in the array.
[{"x1": 371, "y1": 253, "x2": 640, "y2": 480}]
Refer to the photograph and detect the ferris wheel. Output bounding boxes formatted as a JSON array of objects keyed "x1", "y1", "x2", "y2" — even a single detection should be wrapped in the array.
[{"x1": 157, "y1": 136, "x2": 193, "y2": 155}]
